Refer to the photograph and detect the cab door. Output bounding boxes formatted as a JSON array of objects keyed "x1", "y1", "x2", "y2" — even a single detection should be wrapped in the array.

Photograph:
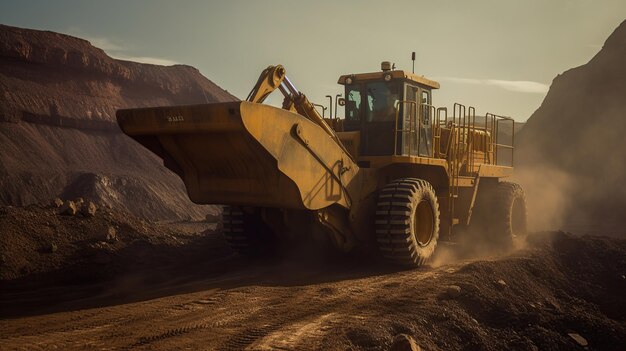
[
  {"x1": 418, "y1": 89, "x2": 433, "y2": 157},
  {"x1": 402, "y1": 84, "x2": 419, "y2": 155},
  {"x1": 343, "y1": 81, "x2": 404, "y2": 156}
]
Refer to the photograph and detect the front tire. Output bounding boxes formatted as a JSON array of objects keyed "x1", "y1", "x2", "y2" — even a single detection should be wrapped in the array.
[{"x1": 375, "y1": 178, "x2": 440, "y2": 267}]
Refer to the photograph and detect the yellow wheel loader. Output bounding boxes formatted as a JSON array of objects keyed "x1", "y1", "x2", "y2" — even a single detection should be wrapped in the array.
[{"x1": 116, "y1": 62, "x2": 527, "y2": 266}]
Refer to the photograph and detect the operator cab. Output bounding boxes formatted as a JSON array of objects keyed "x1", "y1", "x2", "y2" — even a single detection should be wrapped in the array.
[{"x1": 338, "y1": 62, "x2": 440, "y2": 158}]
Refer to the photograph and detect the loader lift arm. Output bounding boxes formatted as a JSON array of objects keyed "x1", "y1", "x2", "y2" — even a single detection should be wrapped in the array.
[
  {"x1": 246, "y1": 64, "x2": 354, "y2": 162},
  {"x1": 246, "y1": 65, "x2": 288, "y2": 104}
]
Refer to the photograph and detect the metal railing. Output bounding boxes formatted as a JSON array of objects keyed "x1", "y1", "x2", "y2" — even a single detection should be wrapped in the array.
[
  {"x1": 392, "y1": 101, "x2": 515, "y2": 167},
  {"x1": 485, "y1": 113, "x2": 515, "y2": 167},
  {"x1": 393, "y1": 100, "x2": 418, "y2": 157}
]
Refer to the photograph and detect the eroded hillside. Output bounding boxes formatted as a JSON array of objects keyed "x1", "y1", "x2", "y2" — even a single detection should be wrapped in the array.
[{"x1": 0, "y1": 24, "x2": 237, "y2": 220}]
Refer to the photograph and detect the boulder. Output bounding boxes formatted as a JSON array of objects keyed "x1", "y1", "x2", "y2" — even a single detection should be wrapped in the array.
[
  {"x1": 81, "y1": 201, "x2": 97, "y2": 217},
  {"x1": 567, "y1": 333, "x2": 588, "y2": 347},
  {"x1": 58, "y1": 200, "x2": 77, "y2": 216},
  {"x1": 52, "y1": 198, "x2": 63, "y2": 208},
  {"x1": 105, "y1": 226, "x2": 117, "y2": 243},
  {"x1": 46, "y1": 242, "x2": 58, "y2": 253}
]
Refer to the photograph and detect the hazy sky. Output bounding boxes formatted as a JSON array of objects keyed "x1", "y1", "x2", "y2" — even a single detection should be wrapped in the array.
[{"x1": 1, "y1": 0, "x2": 624, "y2": 121}]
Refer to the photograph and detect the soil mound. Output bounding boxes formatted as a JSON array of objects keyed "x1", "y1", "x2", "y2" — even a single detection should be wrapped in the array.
[
  {"x1": 0, "y1": 203, "x2": 225, "y2": 283},
  {"x1": 515, "y1": 20, "x2": 626, "y2": 234},
  {"x1": 0, "y1": 24, "x2": 238, "y2": 220}
]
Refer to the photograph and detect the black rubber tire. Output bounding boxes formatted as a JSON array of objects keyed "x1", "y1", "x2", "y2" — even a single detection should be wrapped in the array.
[
  {"x1": 222, "y1": 205, "x2": 275, "y2": 256},
  {"x1": 471, "y1": 181, "x2": 527, "y2": 248},
  {"x1": 491, "y1": 181, "x2": 528, "y2": 246},
  {"x1": 375, "y1": 178, "x2": 440, "y2": 267}
]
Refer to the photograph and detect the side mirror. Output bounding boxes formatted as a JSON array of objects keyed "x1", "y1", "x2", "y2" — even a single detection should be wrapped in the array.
[{"x1": 338, "y1": 97, "x2": 346, "y2": 106}]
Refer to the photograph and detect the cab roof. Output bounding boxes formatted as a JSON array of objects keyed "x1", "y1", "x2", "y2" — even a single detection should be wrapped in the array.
[{"x1": 337, "y1": 70, "x2": 440, "y2": 89}]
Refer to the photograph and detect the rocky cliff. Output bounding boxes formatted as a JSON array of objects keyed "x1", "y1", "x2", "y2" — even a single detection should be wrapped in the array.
[
  {"x1": 0, "y1": 24, "x2": 238, "y2": 220},
  {"x1": 516, "y1": 20, "x2": 626, "y2": 232}
]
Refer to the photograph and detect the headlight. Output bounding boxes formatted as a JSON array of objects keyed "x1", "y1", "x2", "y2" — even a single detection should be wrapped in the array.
[
  {"x1": 345, "y1": 77, "x2": 353, "y2": 85},
  {"x1": 384, "y1": 73, "x2": 392, "y2": 82}
]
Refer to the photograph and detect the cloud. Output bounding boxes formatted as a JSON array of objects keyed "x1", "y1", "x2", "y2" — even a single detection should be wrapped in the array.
[
  {"x1": 82, "y1": 36, "x2": 125, "y2": 52},
  {"x1": 438, "y1": 77, "x2": 549, "y2": 94},
  {"x1": 65, "y1": 27, "x2": 125, "y2": 51},
  {"x1": 108, "y1": 54, "x2": 178, "y2": 66},
  {"x1": 64, "y1": 27, "x2": 177, "y2": 66}
]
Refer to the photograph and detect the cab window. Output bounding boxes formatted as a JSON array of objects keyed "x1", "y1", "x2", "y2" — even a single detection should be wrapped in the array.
[
  {"x1": 421, "y1": 90, "x2": 431, "y2": 105},
  {"x1": 421, "y1": 89, "x2": 431, "y2": 124},
  {"x1": 345, "y1": 85, "x2": 361, "y2": 121},
  {"x1": 365, "y1": 81, "x2": 400, "y2": 122}
]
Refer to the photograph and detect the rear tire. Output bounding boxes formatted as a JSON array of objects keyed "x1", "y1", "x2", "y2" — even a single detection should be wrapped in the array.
[
  {"x1": 491, "y1": 181, "x2": 527, "y2": 246},
  {"x1": 375, "y1": 178, "x2": 440, "y2": 267},
  {"x1": 471, "y1": 181, "x2": 527, "y2": 249},
  {"x1": 222, "y1": 205, "x2": 275, "y2": 256}
]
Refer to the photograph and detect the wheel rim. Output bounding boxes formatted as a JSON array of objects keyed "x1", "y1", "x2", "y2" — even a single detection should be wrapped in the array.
[
  {"x1": 511, "y1": 197, "x2": 526, "y2": 236},
  {"x1": 414, "y1": 200, "x2": 434, "y2": 246}
]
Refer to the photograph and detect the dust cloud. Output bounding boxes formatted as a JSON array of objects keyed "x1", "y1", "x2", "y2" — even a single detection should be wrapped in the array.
[
  {"x1": 512, "y1": 165, "x2": 574, "y2": 232},
  {"x1": 430, "y1": 230, "x2": 529, "y2": 268},
  {"x1": 514, "y1": 105, "x2": 626, "y2": 237},
  {"x1": 511, "y1": 19, "x2": 626, "y2": 237}
]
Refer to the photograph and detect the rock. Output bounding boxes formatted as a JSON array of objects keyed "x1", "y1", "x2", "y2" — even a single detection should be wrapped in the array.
[
  {"x1": 0, "y1": 253, "x2": 6, "y2": 265},
  {"x1": 567, "y1": 332, "x2": 588, "y2": 347},
  {"x1": 497, "y1": 279, "x2": 507, "y2": 289},
  {"x1": 81, "y1": 201, "x2": 97, "y2": 217},
  {"x1": 389, "y1": 334, "x2": 422, "y2": 351},
  {"x1": 46, "y1": 242, "x2": 58, "y2": 253},
  {"x1": 52, "y1": 198, "x2": 63, "y2": 208},
  {"x1": 105, "y1": 227, "x2": 117, "y2": 243},
  {"x1": 447, "y1": 285, "x2": 462, "y2": 298},
  {"x1": 58, "y1": 200, "x2": 77, "y2": 216},
  {"x1": 74, "y1": 197, "x2": 84, "y2": 207}
]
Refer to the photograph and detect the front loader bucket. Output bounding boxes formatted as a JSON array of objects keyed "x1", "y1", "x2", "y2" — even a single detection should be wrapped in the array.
[{"x1": 116, "y1": 101, "x2": 359, "y2": 210}]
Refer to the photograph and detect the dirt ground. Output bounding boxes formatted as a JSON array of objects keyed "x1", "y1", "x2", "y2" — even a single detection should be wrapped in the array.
[{"x1": 0, "y1": 204, "x2": 625, "y2": 350}]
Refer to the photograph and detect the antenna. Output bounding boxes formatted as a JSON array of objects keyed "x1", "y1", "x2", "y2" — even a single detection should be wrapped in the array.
[{"x1": 411, "y1": 52, "x2": 416, "y2": 73}]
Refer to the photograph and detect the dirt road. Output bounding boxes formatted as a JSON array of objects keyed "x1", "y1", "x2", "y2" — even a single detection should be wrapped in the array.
[{"x1": 1, "y1": 227, "x2": 625, "y2": 351}]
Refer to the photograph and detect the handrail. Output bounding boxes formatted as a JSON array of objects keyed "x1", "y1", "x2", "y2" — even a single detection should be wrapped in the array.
[
  {"x1": 393, "y1": 101, "x2": 516, "y2": 168},
  {"x1": 421, "y1": 104, "x2": 437, "y2": 157},
  {"x1": 486, "y1": 112, "x2": 515, "y2": 166},
  {"x1": 468, "y1": 106, "x2": 476, "y2": 172},
  {"x1": 393, "y1": 100, "x2": 418, "y2": 156},
  {"x1": 436, "y1": 107, "x2": 448, "y2": 157}
]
